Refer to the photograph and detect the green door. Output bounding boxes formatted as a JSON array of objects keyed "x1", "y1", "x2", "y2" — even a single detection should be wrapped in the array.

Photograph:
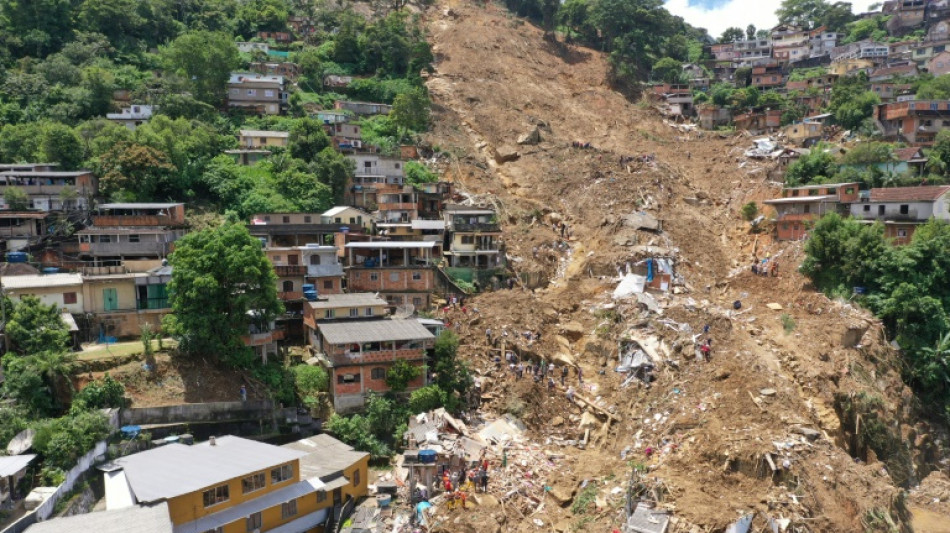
[{"x1": 103, "y1": 288, "x2": 118, "y2": 311}]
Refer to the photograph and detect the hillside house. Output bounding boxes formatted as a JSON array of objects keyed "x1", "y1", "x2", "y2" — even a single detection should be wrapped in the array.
[
  {"x1": 733, "y1": 109, "x2": 782, "y2": 133},
  {"x1": 4, "y1": 273, "x2": 85, "y2": 314},
  {"x1": 786, "y1": 73, "x2": 837, "y2": 92},
  {"x1": 928, "y1": 50, "x2": 950, "y2": 75},
  {"x1": 106, "y1": 105, "x2": 155, "y2": 131},
  {"x1": 869, "y1": 62, "x2": 919, "y2": 82},
  {"x1": 710, "y1": 43, "x2": 737, "y2": 61},
  {"x1": 443, "y1": 205, "x2": 503, "y2": 272},
  {"x1": 733, "y1": 38, "x2": 773, "y2": 67},
  {"x1": 309, "y1": 318, "x2": 433, "y2": 413},
  {"x1": 911, "y1": 40, "x2": 950, "y2": 64},
  {"x1": 324, "y1": 75, "x2": 354, "y2": 88},
  {"x1": 321, "y1": 206, "x2": 373, "y2": 232},
  {"x1": 324, "y1": 122, "x2": 363, "y2": 152},
  {"x1": 314, "y1": 110, "x2": 349, "y2": 124},
  {"x1": 764, "y1": 182, "x2": 860, "y2": 240},
  {"x1": 831, "y1": 40, "x2": 889, "y2": 63},
  {"x1": 78, "y1": 203, "x2": 186, "y2": 262},
  {"x1": 0, "y1": 212, "x2": 47, "y2": 252},
  {"x1": 238, "y1": 129, "x2": 289, "y2": 148},
  {"x1": 248, "y1": 213, "x2": 360, "y2": 248},
  {"x1": 227, "y1": 73, "x2": 287, "y2": 115},
  {"x1": 828, "y1": 57, "x2": 875, "y2": 76},
  {"x1": 0, "y1": 169, "x2": 95, "y2": 211},
  {"x1": 83, "y1": 266, "x2": 171, "y2": 339},
  {"x1": 257, "y1": 31, "x2": 291, "y2": 42},
  {"x1": 872, "y1": 82, "x2": 914, "y2": 102},
  {"x1": 808, "y1": 28, "x2": 841, "y2": 58},
  {"x1": 782, "y1": 121, "x2": 823, "y2": 146},
  {"x1": 303, "y1": 293, "x2": 389, "y2": 353},
  {"x1": 281, "y1": 434, "x2": 370, "y2": 510},
  {"x1": 751, "y1": 64, "x2": 786, "y2": 88},
  {"x1": 884, "y1": 0, "x2": 927, "y2": 32},
  {"x1": 101, "y1": 435, "x2": 363, "y2": 533},
  {"x1": 850, "y1": 185, "x2": 950, "y2": 244},
  {"x1": 334, "y1": 100, "x2": 392, "y2": 116},
  {"x1": 344, "y1": 240, "x2": 438, "y2": 308},
  {"x1": 225, "y1": 149, "x2": 271, "y2": 166},
  {"x1": 875, "y1": 99, "x2": 950, "y2": 145},
  {"x1": 250, "y1": 61, "x2": 300, "y2": 79},
  {"x1": 236, "y1": 42, "x2": 269, "y2": 54},
  {"x1": 697, "y1": 105, "x2": 733, "y2": 129}
]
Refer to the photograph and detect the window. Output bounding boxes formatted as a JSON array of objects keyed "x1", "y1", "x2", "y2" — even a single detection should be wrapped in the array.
[
  {"x1": 242, "y1": 473, "x2": 266, "y2": 494},
  {"x1": 365, "y1": 307, "x2": 374, "y2": 316},
  {"x1": 461, "y1": 236, "x2": 475, "y2": 245},
  {"x1": 323, "y1": 280, "x2": 333, "y2": 290},
  {"x1": 412, "y1": 272, "x2": 422, "y2": 281},
  {"x1": 900, "y1": 204, "x2": 909, "y2": 214},
  {"x1": 273, "y1": 255, "x2": 282, "y2": 262},
  {"x1": 390, "y1": 272, "x2": 400, "y2": 282},
  {"x1": 63, "y1": 292, "x2": 77, "y2": 305},
  {"x1": 281, "y1": 499, "x2": 298, "y2": 519},
  {"x1": 283, "y1": 216, "x2": 290, "y2": 223},
  {"x1": 203, "y1": 485, "x2": 229, "y2": 507},
  {"x1": 370, "y1": 273, "x2": 379, "y2": 281},
  {"x1": 864, "y1": 205, "x2": 871, "y2": 212},
  {"x1": 265, "y1": 90, "x2": 275, "y2": 98},
  {"x1": 325, "y1": 309, "x2": 335, "y2": 319},
  {"x1": 129, "y1": 234, "x2": 140, "y2": 243},
  {"x1": 413, "y1": 297, "x2": 422, "y2": 307},
  {"x1": 353, "y1": 469, "x2": 360, "y2": 486},
  {"x1": 100, "y1": 234, "x2": 111, "y2": 243},
  {"x1": 282, "y1": 280, "x2": 294, "y2": 292},
  {"x1": 264, "y1": 215, "x2": 271, "y2": 222},
  {"x1": 371, "y1": 367, "x2": 386, "y2": 380},
  {"x1": 246, "y1": 512, "x2": 262, "y2": 532},
  {"x1": 304, "y1": 216, "x2": 312, "y2": 223},
  {"x1": 247, "y1": 89, "x2": 257, "y2": 96},
  {"x1": 338, "y1": 373, "x2": 360, "y2": 383},
  {"x1": 271, "y1": 464, "x2": 293, "y2": 484},
  {"x1": 349, "y1": 308, "x2": 359, "y2": 317},
  {"x1": 259, "y1": 137, "x2": 267, "y2": 144},
  {"x1": 808, "y1": 189, "x2": 818, "y2": 196},
  {"x1": 803, "y1": 204, "x2": 811, "y2": 214},
  {"x1": 897, "y1": 229, "x2": 908, "y2": 238},
  {"x1": 878, "y1": 205, "x2": 886, "y2": 215},
  {"x1": 846, "y1": 188, "x2": 855, "y2": 195},
  {"x1": 203, "y1": 528, "x2": 223, "y2": 533},
  {"x1": 317, "y1": 491, "x2": 327, "y2": 503},
  {"x1": 310, "y1": 254, "x2": 321, "y2": 265}
]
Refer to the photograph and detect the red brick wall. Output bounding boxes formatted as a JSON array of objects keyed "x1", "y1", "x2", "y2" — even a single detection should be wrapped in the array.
[
  {"x1": 348, "y1": 268, "x2": 434, "y2": 292},
  {"x1": 313, "y1": 276, "x2": 342, "y2": 294},
  {"x1": 328, "y1": 347, "x2": 425, "y2": 365},
  {"x1": 777, "y1": 220, "x2": 808, "y2": 241},
  {"x1": 332, "y1": 360, "x2": 426, "y2": 396}
]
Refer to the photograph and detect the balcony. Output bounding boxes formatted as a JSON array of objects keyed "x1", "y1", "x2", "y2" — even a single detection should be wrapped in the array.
[
  {"x1": 274, "y1": 265, "x2": 307, "y2": 276},
  {"x1": 80, "y1": 242, "x2": 170, "y2": 257},
  {"x1": 137, "y1": 298, "x2": 169, "y2": 310},
  {"x1": 92, "y1": 215, "x2": 182, "y2": 227},
  {"x1": 308, "y1": 264, "x2": 344, "y2": 278},
  {"x1": 378, "y1": 202, "x2": 419, "y2": 211},
  {"x1": 452, "y1": 222, "x2": 501, "y2": 232}
]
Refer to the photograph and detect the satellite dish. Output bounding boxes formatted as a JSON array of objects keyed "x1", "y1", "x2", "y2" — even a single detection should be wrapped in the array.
[
  {"x1": 393, "y1": 303, "x2": 415, "y2": 319},
  {"x1": 7, "y1": 428, "x2": 35, "y2": 455}
]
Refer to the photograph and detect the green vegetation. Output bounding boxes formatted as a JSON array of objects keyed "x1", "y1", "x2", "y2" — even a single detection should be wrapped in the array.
[
  {"x1": 740, "y1": 201, "x2": 759, "y2": 222},
  {"x1": 802, "y1": 215, "x2": 950, "y2": 421},
  {"x1": 571, "y1": 482, "x2": 599, "y2": 514},
  {"x1": 292, "y1": 364, "x2": 328, "y2": 410},
  {"x1": 780, "y1": 313, "x2": 796, "y2": 333},
  {"x1": 71, "y1": 374, "x2": 127, "y2": 411}
]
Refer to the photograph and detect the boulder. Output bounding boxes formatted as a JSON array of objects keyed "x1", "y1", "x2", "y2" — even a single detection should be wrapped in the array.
[
  {"x1": 621, "y1": 212, "x2": 660, "y2": 231},
  {"x1": 493, "y1": 146, "x2": 520, "y2": 164},
  {"x1": 517, "y1": 126, "x2": 542, "y2": 145},
  {"x1": 560, "y1": 322, "x2": 586, "y2": 341},
  {"x1": 792, "y1": 426, "x2": 822, "y2": 441},
  {"x1": 547, "y1": 484, "x2": 575, "y2": 506}
]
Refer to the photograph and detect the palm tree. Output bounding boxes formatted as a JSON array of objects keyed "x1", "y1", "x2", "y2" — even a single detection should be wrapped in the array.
[
  {"x1": 919, "y1": 331, "x2": 950, "y2": 395},
  {"x1": 30, "y1": 350, "x2": 76, "y2": 409}
]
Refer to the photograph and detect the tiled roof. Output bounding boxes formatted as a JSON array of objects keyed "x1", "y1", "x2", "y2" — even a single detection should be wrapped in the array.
[
  {"x1": 870, "y1": 185, "x2": 950, "y2": 203},
  {"x1": 893, "y1": 147, "x2": 925, "y2": 162}
]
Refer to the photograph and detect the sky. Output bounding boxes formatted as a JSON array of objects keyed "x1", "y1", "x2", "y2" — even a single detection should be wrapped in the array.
[{"x1": 663, "y1": 0, "x2": 883, "y2": 38}]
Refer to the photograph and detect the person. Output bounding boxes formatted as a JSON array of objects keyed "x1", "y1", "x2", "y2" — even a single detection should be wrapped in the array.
[
  {"x1": 771, "y1": 260, "x2": 779, "y2": 277},
  {"x1": 561, "y1": 365, "x2": 568, "y2": 386},
  {"x1": 700, "y1": 340, "x2": 711, "y2": 362},
  {"x1": 486, "y1": 327, "x2": 492, "y2": 345},
  {"x1": 479, "y1": 468, "x2": 489, "y2": 492},
  {"x1": 539, "y1": 359, "x2": 547, "y2": 376},
  {"x1": 566, "y1": 386, "x2": 575, "y2": 403},
  {"x1": 577, "y1": 366, "x2": 584, "y2": 385},
  {"x1": 703, "y1": 324, "x2": 710, "y2": 335},
  {"x1": 240, "y1": 384, "x2": 247, "y2": 402}
]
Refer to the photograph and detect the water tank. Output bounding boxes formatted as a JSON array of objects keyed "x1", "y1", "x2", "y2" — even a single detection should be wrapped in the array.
[
  {"x1": 5, "y1": 252, "x2": 27, "y2": 263},
  {"x1": 418, "y1": 449, "x2": 437, "y2": 464},
  {"x1": 42, "y1": 267, "x2": 60, "y2": 274}
]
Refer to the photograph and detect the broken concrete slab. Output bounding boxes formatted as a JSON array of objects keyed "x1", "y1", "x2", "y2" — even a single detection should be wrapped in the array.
[
  {"x1": 493, "y1": 146, "x2": 520, "y2": 163},
  {"x1": 517, "y1": 126, "x2": 541, "y2": 145},
  {"x1": 766, "y1": 303, "x2": 783, "y2": 311},
  {"x1": 559, "y1": 322, "x2": 586, "y2": 341},
  {"x1": 792, "y1": 427, "x2": 822, "y2": 441},
  {"x1": 637, "y1": 292, "x2": 662, "y2": 314},
  {"x1": 841, "y1": 323, "x2": 868, "y2": 348},
  {"x1": 547, "y1": 484, "x2": 575, "y2": 506},
  {"x1": 625, "y1": 502, "x2": 671, "y2": 533},
  {"x1": 621, "y1": 211, "x2": 661, "y2": 232},
  {"x1": 760, "y1": 388, "x2": 777, "y2": 397}
]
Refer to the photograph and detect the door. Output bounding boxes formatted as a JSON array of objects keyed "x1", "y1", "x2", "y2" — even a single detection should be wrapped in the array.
[{"x1": 103, "y1": 288, "x2": 118, "y2": 311}]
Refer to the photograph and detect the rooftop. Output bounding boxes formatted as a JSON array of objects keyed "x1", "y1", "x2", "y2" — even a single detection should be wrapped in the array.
[
  {"x1": 110, "y1": 435, "x2": 308, "y2": 503},
  {"x1": 411, "y1": 220, "x2": 446, "y2": 230},
  {"x1": 317, "y1": 318, "x2": 434, "y2": 345},
  {"x1": 0, "y1": 170, "x2": 92, "y2": 177},
  {"x1": 893, "y1": 147, "x2": 926, "y2": 162},
  {"x1": 323, "y1": 206, "x2": 370, "y2": 218},
  {"x1": 229, "y1": 72, "x2": 284, "y2": 84},
  {"x1": 283, "y1": 434, "x2": 369, "y2": 480},
  {"x1": 870, "y1": 185, "x2": 950, "y2": 203},
  {"x1": 175, "y1": 479, "x2": 323, "y2": 533},
  {"x1": 0, "y1": 211, "x2": 48, "y2": 219},
  {"x1": 3, "y1": 273, "x2": 83, "y2": 289},
  {"x1": 24, "y1": 502, "x2": 172, "y2": 533},
  {"x1": 764, "y1": 195, "x2": 835, "y2": 204},
  {"x1": 0, "y1": 454, "x2": 36, "y2": 477},
  {"x1": 345, "y1": 241, "x2": 436, "y2": 249},
  {"x1": 98, "y1": 203, "x2": 183, "y2": 210},
  {"x1": 239, "y1": 129, "x2": 290, "y2": 138},
  {"x1": 308, "y1": 293, "x2": 387, "y2": 310}
]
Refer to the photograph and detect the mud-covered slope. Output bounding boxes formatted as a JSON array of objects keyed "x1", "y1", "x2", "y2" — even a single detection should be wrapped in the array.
[{"x1": 420, "y1": 1, "x2": 946, "y2": 531}]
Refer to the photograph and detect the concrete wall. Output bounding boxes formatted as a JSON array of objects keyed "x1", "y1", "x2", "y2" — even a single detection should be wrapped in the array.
[{"x1": 120, "y1": 400, "x2": 278, "y2": 426}]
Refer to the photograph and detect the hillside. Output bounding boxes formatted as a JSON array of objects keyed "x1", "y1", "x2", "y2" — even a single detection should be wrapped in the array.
[{"x1": 420, "y1": 1, "x2": 949, "y2": 531}]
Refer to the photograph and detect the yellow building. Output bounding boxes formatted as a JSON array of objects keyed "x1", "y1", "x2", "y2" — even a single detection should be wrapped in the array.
[
  {"x1": 103, "y1": 435, "x2": 367, "y2": 533},
  {"x1": 282, "y1": 434, "x2": 370, "y2": 507},
  {"x1": 829, "y1": 58, "x2": 874, "y2": 77},
  {"x1": 239, "y1": 130, "x2": 290, "y2": 148}
]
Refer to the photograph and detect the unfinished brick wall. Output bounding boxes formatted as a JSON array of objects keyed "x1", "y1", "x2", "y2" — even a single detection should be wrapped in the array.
[{"x1": 348, "y1": 268, "x2": 434, "y2": 292}]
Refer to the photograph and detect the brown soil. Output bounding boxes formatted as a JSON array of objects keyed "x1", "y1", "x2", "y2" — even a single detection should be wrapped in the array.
[
  {"x1": 420, "y1": 1, "x2": 950, "y2": 531},
  {"x1": 77, "y1": 353, "x2": 263, "y2": 406}
]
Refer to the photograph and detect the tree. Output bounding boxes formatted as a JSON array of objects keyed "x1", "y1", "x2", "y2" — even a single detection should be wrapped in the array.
[
  {"x1": 310, "y1": 147, "x2": 353, "y2": 205},
  {"x1": 160, "y1": 31, "x2": 239, "y2": 106},
  {"x1": 404, "y1": 161, "x2": 438, "y2": 187},
  {"x1": 41, "y1": 123, "x2": 83, "y2": 170},
  {"x1": 784, "y1": 145, "x2": 839, "y2": 185},
  {"x1": 390, "y1": 87, "x2": 430, "y2": 134},
  {"x1": 0, "y1": 0, "x2": 76, "y2": 57},
  {"x1": 6, "y1": 295, "x2": 70, "y2": 355},
  {"x1": 409, "y1": 385, "x2": 444, "y2": 413},
  {"x1": 651, "y1": 57, "x2": 683, "y2": 84},
  {"x1": 776, "y1": 0, "x2": 831, "y2": 30},
  {"x1": 559, "y1": 0, "x2": 597, "y2": 43},
  {"x1": 430, "y1": 330, "x2": 472, "y2": 411},
  {"x1": 746, "y1": 24, "x2": 757, "y2": 41},
  {"x1": 917, "y1": 75, "x2": 950, "y2": 100},
  {"x1": 288, "y1": 118, "x2": 330, "y2": 163},
  {"x1": 98, "y1": 142, "x2": 176, "y2": 201},
  {"x1": 740, "y1": 201, "x2": 758, "y2": 221},
  {"x1": 833, "y1": 90, "x2": 879, "y2": 130},
  {"x1": 4, "y1": 187, "x2": 30, "y2": 210},
  {"x1": 1, "y1": 354, "x2": 53, "y2": 416},
  {"x1": 385, "y1": 359, "x2": 422, "y2": 393},
  {"x1": 164, "y1": 222, "x2": 282, "y2": 361},
  {"x1": 72, "y1": 374, "x2": 126, "y2": 410},
  {"x1": 719, "y1": 27, "x2": 744, "y2": 43},
  {"x1": 819, "y1": 1, "x2": 856, "y2": 32}
]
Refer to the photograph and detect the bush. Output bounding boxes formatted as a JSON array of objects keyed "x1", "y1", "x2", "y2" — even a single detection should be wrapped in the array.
[
  {"x1": 781, "y1": 313, "x2": 796, "y2": 333},
  {"x1": 32, "y1": 411, "x2": 111, "y2": 470},
  {"x1": 385, "y1": 360, "x2": 421, "y2": 393},
  {"x1": 292, "y1": 365, "x2": 328, "y2": 394},
  {"x1": 740, "y1": 201, "x2": 758, "y2": 222},
  {"x1": 72, "y1": 374, "x2": 126, "y2": 411},
  {"x1": 409, "y1": 385, "x2": 444, "y2": 413}
]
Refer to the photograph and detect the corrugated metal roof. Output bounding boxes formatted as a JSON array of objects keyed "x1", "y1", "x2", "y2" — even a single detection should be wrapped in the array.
[
  {"x1": 307, "y1": 293, "x2": 387, "y2": 310},
  {"x1": 345, "y1": 241, "x2": 435, "y2": 249},
  {"x1": 239, "y1": 130, "x2": 290, "y2": 138},
  {"x1": 172, "y1": 478, "x2": 324, "y2": 533},
  {"x1": 411, "y1": 220, "x2": 445, "y2": 230},
  {"x1": 322, "y1": 206, "x2": 370, "y2": 218},
  {"x1": 0, "y1": 170, "x2": 92, "y2": 177},
  {"x1": 113, "y1": 435, "x2": 308, "y2": 503},
  {"x1": 763, "y1": 195, "x2": 834, "y2": 204},
  {"x1": 0, "y1": 454, "x2": 36, "y2": 477},
  {"x1": 98, "y1": 203, "x2": 183, "y2": 209},
  {"x1": 318, "y1": 318, "x2": 434, "y2": 345},
  {"x1": 870, "y1": 185, "x2": 950, "y2": 203},
  {"x1": 3, "y1": 273, "x2": 82, "y2": 289},
  {"x1": 284, "y1": 434, "x2": 368, "y2": 480},
  {"x1": 26, "y1": 503, "x2": 172, "y2": 533}
]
